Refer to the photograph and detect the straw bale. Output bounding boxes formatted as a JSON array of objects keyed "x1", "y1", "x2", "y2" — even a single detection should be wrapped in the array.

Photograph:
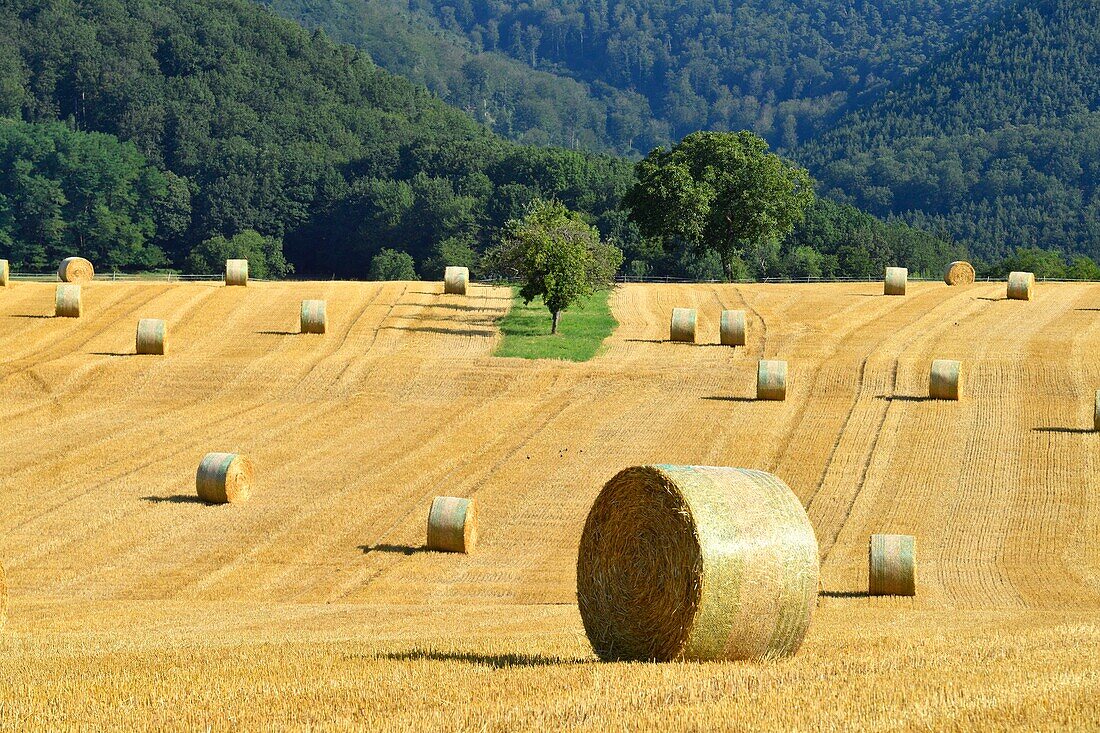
[
  {"x1": 1007, "y1": 271, "x2": 1034, "y2": 300},
  {"x1": 0, "y1": 259, "x2": 8, "y2": 287},
  {"x1": 757, "y1": 359, "x2": 788, "y2": 401},
  {"x1": 577, "y1": 465, "x2": 819, "y2": 662},
  {"x1": 196, "y1": 452, "x2": 253, "y2": 504},
  {"x1": 225, "y1": 259, "x2": 249, "y2": 286},
  {"x1": 868, "y1": 534, "x2": 916, "y2": 596},
  {"x1": 929, "y1": 359, "x2": 961, "y2": 400},
  {"x1": 300, "y1": 300, "x2": 327, "y2": 334},
  {"x1": 55, "y1": 284, "x2": 82, "y2": 318},
  {"x1": 136, "y1": 318, "x2": 168, "y2": 355},
  {"x1": 57, "y1": 257, "x2": 94, "y2": 283},
  {"x1": 884, "y1": 267, "x2": 907, "y2": 296},
  {"x1": 444, "y1": 266, "x2": 469, "y2": 295},
  {"x1": 944, "y1": 261, "x2": 975, "y2": 286},
  {"x1": 669, "y1": 307, "x2": 696, "y2": 343},
  {"x1": 720, "y1": 310, "x2": 746, "y2": 346},
  {"x1": 427, "y1": 496, "x2": 477, "y2": 553}
]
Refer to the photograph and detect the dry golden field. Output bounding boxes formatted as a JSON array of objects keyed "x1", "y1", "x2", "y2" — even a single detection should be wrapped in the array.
[{"x1": 1, "y1": 278, "x2": 1100, "y2": 730}]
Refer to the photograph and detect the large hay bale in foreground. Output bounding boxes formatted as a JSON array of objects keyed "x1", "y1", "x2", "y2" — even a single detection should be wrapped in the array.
[
  {"x1": 426, "y1": 496, "x2": 477, "y2": 553},
  {"x1": 55, "y1": 284, "x2": 82, "y2": 318},
  {"x1": 944, "y1": 261, "x2": 976, "y2": 286},
  {"x1": 929, "y1": 359, "x2": 962, "y2": 400},
  {"x1": 868, "y1": 534, "x2": 916, "y2": 596},
  {"x1": 757, "y1": 359, "x2": 788, "y2": 401},
  {"x1": 300, "y1": 300, "x2": 327, "y2": 334},
  {"x1": 57, "y1": 257, "x2": 94, "y2": 283},
  {"x1": 884, "y1": 266, "x2": 907, "y2": 296},
  {"x1": 225, "y1": 259, "x2": 249, "y2": 287},
  {"x1": 443, "y1": 266, "x2": 469, "y2": 295},
  {"x1": 577, "y1": 465, "x2": 819, "y2": 662},
  {"x1": 720, "y1": 310, "x2": 746, "y2": 346},
  {"x1": 136, "y1": 318, "x2": 168, "y2": 355},
  {"x1": 1007, "y1": 271, "x2": 1034, "y2": 300},
  {"x1": 669, "y1": 307, "x2": 697, "y2": 343},
  {"x1": 0, "y1": 259, "x2": 8, "y2": 288},
  {"x1": 196, "y1": 452, "x2": 254, "y2": 504}
]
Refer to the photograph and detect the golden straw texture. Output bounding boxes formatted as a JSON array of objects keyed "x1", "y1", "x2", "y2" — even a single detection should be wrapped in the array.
[
  {"x1": 944, "y1": 261, "x2": 976, "y2": 285},
  {"x1": 135, "y1": 319, "x2": 168, "y2": 355},
  {"x1": 426, "y1": 496, "x2": 478, "y2": 553},
  {"x1": 1007, "y1": 271, "x2": 1034, "y2": 301},
  {"x1": 225, "y1": 259, "x2": 249, "y2": 287},
  {"x1": 57, "y1": 257, "x2": 94, "y2": 283},
  {"x1": 669, "y1": 307, "x2": 697, "y2": 343},
  {"x1": 720, "y1": 310, "x2": 746, "y2": 346},
  {"x1": 0, "y1": 559, "x2": 6, "y2": 633},
  {"x1": 757, "y1": 359, "x2": 788, "y2": 401},
  {"x1": 55, "y1": 284, "x2": 82, "y2": 318},
  {"x1": 929, "y1": 359, "x2": 962, "y2": 400},
  {"x1": 0, "y1": 259, "x2": 8, "y2": 287},
  {"x1": 300, "y1": 300, "x2": 327, "y2": 334},
  {"x1": 195, "y1": 453, "x2": 254, "y2": 504},
  {"x1": 868, "y1": 534, "x2": 916, "y2": 596},
  {"x1": 444, "y1": 266, "x2": 469, "y2": 295},
  {"x1": 576, "y1": 465, "x2": 819, "y2": 662},
  {"x1": 884, "y1": 267, "x2": 907, "y2": 296}
]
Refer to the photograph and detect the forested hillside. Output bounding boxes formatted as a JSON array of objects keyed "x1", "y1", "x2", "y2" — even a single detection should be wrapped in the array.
[{"x1": 802, "y1": 0, "x2": 1100, "y2": 261}]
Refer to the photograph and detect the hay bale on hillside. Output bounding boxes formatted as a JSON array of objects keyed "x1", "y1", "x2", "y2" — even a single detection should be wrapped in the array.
[
  {"x1": 868, "y1": 534, "x2": 916, "y2": 596},
  {"x1": 944, "y1": 261, "x2": 976, "y2": 285},
  {"x1": 444, "y1": 266, "x2": 469, "y2": 295},
  {"x1": 427, "y1": 496, "x2": 477, "y2": 553},
  {"x1": 720, "y1": 310, "x2": 746, "y2": 346},
  {"x1": 669, "y1": 307, "x2": 697, "y2": 343},
  {"x1": 136, "y1": 318, "x2": 168, "y2": 355},
  {"x1": 0, "y1": 559, "x2": 7, "y2": 633},
  {"x1": 55, "y1": 284, "x2": 82, "y2": 318},
  {"x1": 757, "y1": 359, "x2": 788, "y2": 401},
  {"x1": 577, "y1": 465, "x2": 819, "y2": 662},
  {"x1": 196, "y1": 452, "x2": 254, "y2": 504},
  {"x1": 300, "y1": 300, "x2": 327, "y2": 334},
  {"x1": 0, "y1": 259, "x2": 8, "y2": 288},
  {"x1": 225, "y1": 259, "x2": 249, "y2": 287},
  {"x1": 884, "y1": 267, "x2": 907, "y2": 296},
  {"x1": 929, "y1": 359, "x2": 961, "y2": 400},
  {"x1": 57, "y1": 257, "x2": 94, "y2": 283},
  {"x1": 1007, "y1": 271, "x2": 1034, "y2": 300}
]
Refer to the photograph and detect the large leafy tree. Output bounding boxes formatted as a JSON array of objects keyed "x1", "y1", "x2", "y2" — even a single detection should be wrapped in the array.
[
  {"x1": 623, "y1": 131, "x2": 815, "y2": 280},
  {"x1": 489, "y1": 199, "x2": 623, "y2": 333}
]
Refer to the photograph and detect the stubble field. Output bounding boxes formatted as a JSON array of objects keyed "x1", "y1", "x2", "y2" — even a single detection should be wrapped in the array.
[{"x1": 1, "y1": 279, "x2": 1099, "y2": 730}]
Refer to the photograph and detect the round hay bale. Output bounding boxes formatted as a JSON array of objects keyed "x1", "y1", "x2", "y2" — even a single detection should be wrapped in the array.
[
  {"x1": 195, "y1": 452, "x2": 253, "y2": 504},
  {"x1": 1094, "y1": 390, "x2": 1100, "y2": 432},
  {"x1": 944, "y1": 261, "x2": 976, "y2": 286},
  {"x1": 577, "y1": 465, "x2": 819, "y2": 662},
  {"x1": 1007, "y1": 271, "x2": 1034, "y2": 301},
  {"x1": 136, "y1": 318, "x2": 168, "y2": 355},
  {"x1": 55, "y1": 284, "x2": 82, "y2": 318},
  {"x1": 0, "y1": 259, "x2": 8, "y2": 288},
  {"x1": 0, "y1": 559, "x2": 7, "y2": 633},
  {"x1": 426, "y1": 496, "x2": 477, "y2": 553},
  {"x1": 868, "y1": 534, "x2": 916, "y2": 596},
  {"x1": 443, "y1": 266, "x2": 469, "y2": 295},
  {"x1": 57, "y1": 257, "x2": 94, "y2": 283},
  {"x1": 720, "y1": 310, "x2": 746, "y2": 346},
  {"x1": 225, "y1": 259, "x2": 249, "y2": 287},
  {"x1": 669, "y1": 307, "x2": 696, "y2": 343},
  {"x1": 884, "y1": 266, "x2": 907, "y2": 296},
  {"x1": 300, "y1": 300, "x2": 327, "y2": 334},
  {"x1": 929, "y1": 359, "x2": 962, "y2": 400},
  {"x1": 757, "y1": 359, "x2": 788, "y2": 401}
]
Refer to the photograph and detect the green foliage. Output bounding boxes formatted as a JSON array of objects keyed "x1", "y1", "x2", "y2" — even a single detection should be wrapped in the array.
[
  {"x1": 988, "y1": 246, "x2": 1100, "y2": 280},
  {"x1": 495, "y1": 288, "x2": 616, "y2": 361},
  {"x1": 186, "y1": 230, "x2": 292, "y2": 278},
  {"x1": 488, "y1": 199, "x2": 623, "y2": 332},
  {"x1": 624, "y1": 132, "x2": 815, "y2": 280},
  {"x1": 368, "y1": 248, "x2": 419, "y2": 281}
]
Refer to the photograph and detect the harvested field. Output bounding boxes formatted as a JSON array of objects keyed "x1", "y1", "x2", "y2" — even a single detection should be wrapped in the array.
[{"x1": 1, "y1": 279, "x2": 1100, "y2": 729}]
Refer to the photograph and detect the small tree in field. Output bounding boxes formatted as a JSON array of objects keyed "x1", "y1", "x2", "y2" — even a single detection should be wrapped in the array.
[{"x1": 489, "y1": 199, "x2": 623, "y2": 334}]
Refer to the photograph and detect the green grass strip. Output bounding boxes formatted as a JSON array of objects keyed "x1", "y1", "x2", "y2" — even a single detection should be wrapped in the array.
[{"x1": 493, "y1": 287, "x2": 617, "y2": 362}]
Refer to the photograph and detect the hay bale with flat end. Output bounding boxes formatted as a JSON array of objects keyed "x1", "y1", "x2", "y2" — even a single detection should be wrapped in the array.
[
  {"x1": 944, "y1": 261, "x2": 975, "y2": 285},
  {"x1": 136, "y1": 318, "x2": 168, "y2": 355},
  {"x1": 720, "y1": 310, "x2": 746, "y2": 346},
  {"x1": 55, "y1": 284, "x2": 82, "y2": 318},
  {"x1": 300, "y1": 299, "x2": 327, "y2": 334},
  {"x1": 427, "y1": 496, "x2": 477, "y2": 553},
  {"x1": 443, "y1": 266, "x2": 469, "y2": 295},
  {"x1": 196, "y1": 452, "x2": 253, "y2": 504},
  {"x1": 929, "y1": 359, "x2": 961, "y2": 400},
  {"x1": 669, "y1": 307, "x2": 696, "y2": 343},
  {"x1": 1007, "y1": 271, "x2": 1034, "y2": 300},
  {"x1": 869, "y1": 534, "x2": 916, "y2": 596},
  {"x1": 884, "y1": 266, "x2": 907, "y2": 296},
  {"x1": 757, "y1": 359, "x2": 788, "y2": 401},
  {"x1": 57, "y1": 257, "x2": 94, "y2": 283},
  {"x1": 0, "y1": 259, "x2": 8, "y2": 287},
  {"x1": 577, "y1": 465, "x2": 819, "y2": 662},
  {"x1": 225, "y1": 259, "x2": 249, "y2": 286}
]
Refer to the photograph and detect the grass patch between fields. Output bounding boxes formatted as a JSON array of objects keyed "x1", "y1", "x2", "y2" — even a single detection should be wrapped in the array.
[{"x1": 494, "y1": 287, "x2": 617, "y2": 361}]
